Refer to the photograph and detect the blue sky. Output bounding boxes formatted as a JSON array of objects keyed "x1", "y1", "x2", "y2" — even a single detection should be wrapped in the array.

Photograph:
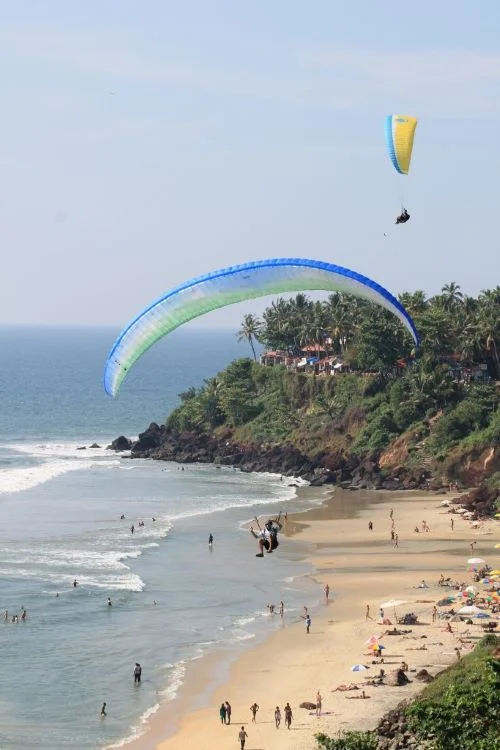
[{"x1": 1, "y1": 1, "x2": 499, "y2": 325}]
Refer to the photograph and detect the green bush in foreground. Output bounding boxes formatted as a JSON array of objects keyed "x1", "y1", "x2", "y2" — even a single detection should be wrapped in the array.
[
  {"x1": 405, "y1": 636, "x2": 500, "y2": 750},
  {"x1": 315, "y1": 731, "x2": 378, "y2": 750}
]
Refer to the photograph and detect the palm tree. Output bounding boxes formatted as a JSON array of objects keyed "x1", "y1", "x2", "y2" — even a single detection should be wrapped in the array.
[
  {"x1": 237, "y1": 314, "x2": 262, "y2": 360},
  {"x1": 399, "y1": 290, "x2": 427, "y2": 316},
  {"x1": 440, "y1": 282, "x2": 464, "y2": 311}
]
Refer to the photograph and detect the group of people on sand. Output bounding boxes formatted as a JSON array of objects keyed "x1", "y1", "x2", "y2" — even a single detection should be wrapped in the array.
[
  {"x1": 3, "y1": 607, "x2": 27, "y2": 623},
  {"x1": 220, "y1": 700, "x2": 293, "y2": 745}
]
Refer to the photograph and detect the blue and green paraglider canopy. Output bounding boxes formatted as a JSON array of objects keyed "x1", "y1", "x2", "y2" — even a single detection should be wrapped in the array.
[{"x1": 104, "y1": 258, "x2": 419, "y2": 397}]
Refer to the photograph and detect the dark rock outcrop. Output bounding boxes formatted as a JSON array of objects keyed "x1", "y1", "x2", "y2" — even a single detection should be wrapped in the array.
[
  {"x1": 415, "y1": 669, "x2": 434, "y2": 683},
  {"x1": 109, "y1": 435, "x2": 132, "y2": 452},
  {"x1": 462, "y1": 483, "x2": 499, "y2": 518},
  {"x1": 89, "y1": 443, "x2": 101, "y2": 449},
  {"x1": 110, "y1": 421, "x2": 438, "y2": 489},
  {"x1": 386, "y1": 668, "x2": 411, "y2": 687}
]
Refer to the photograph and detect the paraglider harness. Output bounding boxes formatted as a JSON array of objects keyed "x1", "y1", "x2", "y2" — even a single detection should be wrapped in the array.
[
  {"x1": 251, "y1": 513, "x2": 282, "y2": 552},
  {"x1": 395, "y1": 208, "x2": 410, "y2": 224}
]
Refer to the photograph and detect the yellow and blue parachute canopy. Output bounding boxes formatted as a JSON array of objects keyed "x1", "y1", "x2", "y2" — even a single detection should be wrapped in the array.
[{"x1": 385, "y1": 115, "x2": 418, "y2": 175}]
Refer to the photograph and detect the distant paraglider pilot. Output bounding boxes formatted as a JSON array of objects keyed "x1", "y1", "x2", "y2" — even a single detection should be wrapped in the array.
[{"x1": 395, "y1": 208, "x2": 410, "y2": 224}]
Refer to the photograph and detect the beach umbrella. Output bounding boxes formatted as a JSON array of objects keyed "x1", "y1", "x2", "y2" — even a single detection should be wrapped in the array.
[
  {"x1": 457, "y1": 605, "x2": 483, "y2": 616},
  {"x1": 350, "y1": 664, "x2": 368, "y2": 672},
  {"x1": 380, "y1": 599, "x2": 407, "y2": 619},
  {"x1": 465, "y1": 585, "x2": 477, "y2": 593},
  {"x1": 365, "y1": 634, "x2": 384, "y2": 645},
  {"x1": 467, "y1": 558, "x2": 486, "y2": 565},
  {"x1": 370, "y1": 643, "x2": 386, "y2": 650}
]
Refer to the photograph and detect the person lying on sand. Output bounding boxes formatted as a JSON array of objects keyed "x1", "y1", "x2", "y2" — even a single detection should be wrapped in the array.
[
  {"x1": 346, "y1": 690, "x2": 370, "y2": 699},
  {"x1": 385, "y1": 628, "x2": 412, "y2": 635},
  {"x1": 332, "y1": 684, "x2": 359, "y2": 692}
]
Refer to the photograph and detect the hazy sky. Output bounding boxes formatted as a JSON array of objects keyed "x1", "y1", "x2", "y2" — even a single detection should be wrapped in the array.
[{"x1": 1, "y1": 1, "x2": 499, "y2": 326}]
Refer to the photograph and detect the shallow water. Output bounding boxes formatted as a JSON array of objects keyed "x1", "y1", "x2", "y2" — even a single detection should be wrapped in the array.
[{"x1": 0, "y1": 327, "x2": 321, "y2": 749}]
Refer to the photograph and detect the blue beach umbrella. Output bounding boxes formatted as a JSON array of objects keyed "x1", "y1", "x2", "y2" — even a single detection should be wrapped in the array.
[{"x1": 350, "y1": 664, "x2": 369, "y2": 672}]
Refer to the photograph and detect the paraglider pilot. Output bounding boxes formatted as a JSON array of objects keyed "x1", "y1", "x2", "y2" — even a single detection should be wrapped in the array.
[{"x1": 395, "y1": 208, "x2": 410, "y2": 224}]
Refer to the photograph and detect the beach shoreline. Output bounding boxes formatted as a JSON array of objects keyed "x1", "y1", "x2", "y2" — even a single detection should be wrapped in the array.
[{"x1": 121, "y1": 486, "x2": 499, "y2": 750}]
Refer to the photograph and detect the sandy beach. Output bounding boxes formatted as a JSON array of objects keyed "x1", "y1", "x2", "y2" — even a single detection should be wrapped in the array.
[{"x1": 130, "y1": 488, "x2": 499, "y2": 750}]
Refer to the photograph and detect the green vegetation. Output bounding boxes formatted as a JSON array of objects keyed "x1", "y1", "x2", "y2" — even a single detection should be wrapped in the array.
[
  {"x1": 406, "y1": 634, "x2": 500, "y2": 750},
  {"x1": 167, "y1": 284, "x2": 500, "y2": 487},
  {"x1": 315, "y1": 635, "x2": 500, "y2": 750},
  {"x1": 315, "y1": 731, "x2": 378, "y2": 750}
]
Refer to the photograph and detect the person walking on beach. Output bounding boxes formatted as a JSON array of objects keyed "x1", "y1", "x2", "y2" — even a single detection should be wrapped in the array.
[
  {"x1": 306, "y1": 614, "x2": 311, "y2": 634},
  {"x1": 225, "y1": 701, "x2": 232, "y2": 724},
  {"x1": 219, "y1": 703, "x2": 227, "y2": 724},
  {"x1": 450, "y1": 518, "x2": 454, "y2": 531},
  {"x1": 390, "y1": 508, "x2": 394, "y2": 520},
  {"x1": 316, "y1": 690, "x2": 322, "y2": 717},
  {"x1": 100, "y1": 702, "x2": 107, "y2": 717},
  {"x1": 133, "y1": 663, "x2": 142, "y2": 684},
  {"x1": 279, "y1": 601, "x2": 284, "y2": 618},
  {"x1": 394, "y1": 534, "x2": 399, "y2": 548},
  {"x1": 432, "y1": 606, "x2": 437, "y2": 622},
  {"x1": 368, "y1": 521, "x2": 373, "y2": 531},
  {"x1": 249, "y1": 702, "x2": 259, "y2": 722},
  {"x1": 284, "y1": 702, "x2": 293, "y2": 729},
  {"x1": 366, "y1": 604, "x2": 372, "y2": 620},
  {"x1": 274, "y1": 706, "x2": 281, "y2": 728},
  {"x1": 238, "y1": 726, "x2": 248, "y2": 749},
  {"x1": 324, "y1": 583, "x2": 330, "y2": 602}
]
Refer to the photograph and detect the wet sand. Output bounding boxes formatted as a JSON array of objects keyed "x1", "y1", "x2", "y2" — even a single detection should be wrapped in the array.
[{"x1": 130, "y1": 488, "x2": 499, "y2": 750}]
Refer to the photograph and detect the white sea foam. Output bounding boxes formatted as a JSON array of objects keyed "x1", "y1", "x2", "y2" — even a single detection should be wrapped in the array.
[
  {"x1": 104, "y1": 703, "x2": 161, "y2": 749},
  {"x1": 0, "y1": 440, "x2": 126, "y2": 495},
  {"x1": 230, "y1": 629, "x2": 256, "y2": 643},
  {"x1": 158, "y1": 661, "x2": 186, "y2": 700},
  {"x1": 234, "y1": 615, "x2": 256, "y2": 627}
]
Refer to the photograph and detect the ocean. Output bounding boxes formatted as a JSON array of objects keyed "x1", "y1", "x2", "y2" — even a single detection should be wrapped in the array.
[{"x1": 0, "y1": 326, "x2": 320, "y2": 750}]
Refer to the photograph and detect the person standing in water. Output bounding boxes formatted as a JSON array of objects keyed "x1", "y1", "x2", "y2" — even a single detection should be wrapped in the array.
[
  {"x1": 107, "y1": 597, "x2": 112, "y2": 607},
  {"x1": 131, "y1": 524, "x2": 135, "y2": 535},
  {"x1": 134, "y1": 663, "x2": 142, "y2": 684},
  {"x1": 324, "y1": 583, "x2": 330, "y2": 602},
  {"x1": 100, "y1": 702, "x2": 107, "y2": 717},
  {"x1": 208, "y1": 533, "x2": 213, "y2": 547}
]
